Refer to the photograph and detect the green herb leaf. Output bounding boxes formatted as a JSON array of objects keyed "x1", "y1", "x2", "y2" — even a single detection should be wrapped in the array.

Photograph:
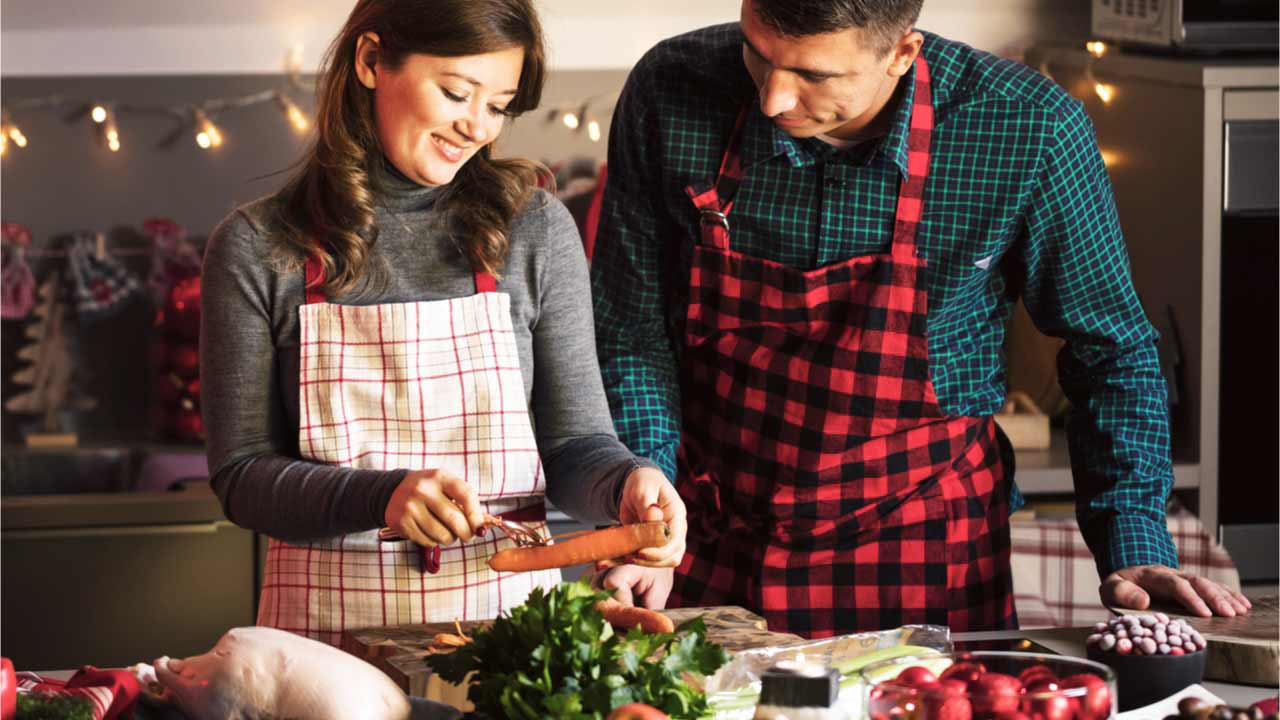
[{"x1": 424, "y1": 578, "x2": 730, "y2": 719}]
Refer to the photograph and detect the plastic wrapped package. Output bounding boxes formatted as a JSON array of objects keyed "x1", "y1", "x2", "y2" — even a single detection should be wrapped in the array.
[{"x1": 704, "y1": 625, "x2": 952, "y2": 719}]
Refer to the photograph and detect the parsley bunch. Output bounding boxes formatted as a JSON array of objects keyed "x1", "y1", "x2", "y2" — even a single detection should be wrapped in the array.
[
  {"x1": 426, "y1": 579, "x2": 729, "y2": 719},
  {"x1": 15, "y1": 693, "x2": 94, "y2": 720}
]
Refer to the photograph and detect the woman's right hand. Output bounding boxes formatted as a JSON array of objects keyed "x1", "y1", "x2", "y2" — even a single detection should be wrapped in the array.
[{"x1": 384, "y1": 469, "x2": 485, "y2": 547}]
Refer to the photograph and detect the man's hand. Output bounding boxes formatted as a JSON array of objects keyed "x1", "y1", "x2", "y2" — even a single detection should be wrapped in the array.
[
  {"x1": 592, "y1": 565, "x2": 674, "y2": 610},
  {"x1": 616, "y1": 466, "x2": 687, "y2": 568},
  {"x1": 1101, "y1": 565, "x2": 1252, "y2": 618}
]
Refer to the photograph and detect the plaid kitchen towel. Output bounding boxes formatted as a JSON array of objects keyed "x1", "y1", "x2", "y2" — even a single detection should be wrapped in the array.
[
  {"x1": 16, "y1": 666, "x2": 139, "y2": 720},
  {"x1": 1011, "y1": 506, "x2": 1241, "y2": 628}
]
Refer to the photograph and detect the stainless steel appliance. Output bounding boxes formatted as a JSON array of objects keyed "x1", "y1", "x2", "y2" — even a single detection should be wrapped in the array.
[
  {"x1": 1, "y1": 447, "x2": 257, "y2": 670},
  {"x1": 1092, "y1": 0, "x2": 1279, "y2": 51}
]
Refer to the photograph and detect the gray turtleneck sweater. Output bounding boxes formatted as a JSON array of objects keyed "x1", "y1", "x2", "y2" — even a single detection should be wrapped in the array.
[{"x1": 200, "y1": 170, "x2": 650, "y2": 540}]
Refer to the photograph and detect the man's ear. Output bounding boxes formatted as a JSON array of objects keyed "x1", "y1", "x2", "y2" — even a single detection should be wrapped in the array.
[
  {"x1": 887, "y1": 30, "x2": 924, "y2": 78},
  {"x1": 354, "y1": 32, "x2": 381, "y2": 90}
]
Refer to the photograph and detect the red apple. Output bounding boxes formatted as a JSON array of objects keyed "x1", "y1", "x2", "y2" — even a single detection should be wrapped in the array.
[
  {"x1": 938, "y1": 678, "x2": 969, "y2": 696},
  {"x1": 1017, "y1": 665, "x2": 1057, "y2": 687},
  {"x1": 924, "y1": 694, "x2": 973, "y2": 720},
  {"x1": 898, "y1": 665, "x2": 940, "y2": 687},
  {"x1": 968, "y1": 672, "x2": 1023, "y2": 715},
  {"x1": 941, "y1": 661, "x2": 987, "y2": 685},
  {"x1": 1059, "y1": 673, "x2": 1112, "y2": 720},
  {"x1": 1022, "y1": 677, "x2": 1061, "y2": 696},
  {"x1": 1020, "y1": 692, "x2": 1074, "y2": 720}
]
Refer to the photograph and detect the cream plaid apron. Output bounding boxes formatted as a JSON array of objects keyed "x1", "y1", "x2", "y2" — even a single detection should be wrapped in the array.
[{"x1": 257, "y1": 262, "x2": 559, "y2": 646}]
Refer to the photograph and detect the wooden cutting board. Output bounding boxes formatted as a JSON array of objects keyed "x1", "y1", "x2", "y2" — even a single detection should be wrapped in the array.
[
  {"x1": 1113, "y1": 595, "x2": 1278, "y2": 686},
  {"x1": 342, "y1": 605, "x2": 804, "y2": 697}
]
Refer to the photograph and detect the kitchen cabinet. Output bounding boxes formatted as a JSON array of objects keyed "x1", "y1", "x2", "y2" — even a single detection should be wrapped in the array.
[
  {"x1": 1, "y1": 448, "x2": 256, "y2": 670},
  {"x1": 1024, "y1": 45, "x2": 1279, "y2": 581}
]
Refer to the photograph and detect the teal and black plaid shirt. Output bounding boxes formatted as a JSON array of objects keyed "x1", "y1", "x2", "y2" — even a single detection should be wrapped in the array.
[{"x1": 591, "y1": 24, "x2": 1178, "y2": 577}]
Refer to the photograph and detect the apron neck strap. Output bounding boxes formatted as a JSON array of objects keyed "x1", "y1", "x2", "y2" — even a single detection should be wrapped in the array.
[
  {"x1": 685, "y1": 106, "x2": 750, "y2": 250},
  {"x1": 686, "y1": 55, "x2": 935, "y2": 259},
  {"x1": 303, "y1": 253, "x2": 496, "y2": 304},
  {"x1": 304, "y1": 253, "x2": 326, "y2": 304},
  {"x1": 891, "y1": 55, "x2": 934, "y2": 261}
]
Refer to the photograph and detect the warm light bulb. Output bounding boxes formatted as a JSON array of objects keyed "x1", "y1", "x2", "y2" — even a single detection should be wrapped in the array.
[
  {"x1": 91, "y1": 105, "x2": 108, "y2": 123},
  {"x1": 1086, "y1": 41, "x2": 1109, "y2": 58},
  {"x1": 7, "y1": 123, "x2": 27, "y2": 148},
  {"x1": 101, "y1": 109, "x2": 121, "y2": 152},
  {"x1": 1094, "y1": 82, "x2": 1116, "y2": 104},
  {"x1": 587, "y1": 119, "x2": 601, "y2": 142},
  {"x1": 1, "y1": 133, "x2": 7, "y2": 157},
  {"x1": 562, "y1": 112, "x2": 579, "y2": 129},
  {"x1": 277, "y1": 93, "x2": 309, "y2": 131},
  {"x1": 194, "y1": 110, "x2": 223, "y2": 149}
]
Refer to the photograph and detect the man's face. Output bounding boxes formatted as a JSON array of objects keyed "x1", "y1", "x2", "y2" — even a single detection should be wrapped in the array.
[{"x1": 739, "y1": 2, "x2": 911, "y2": 140}]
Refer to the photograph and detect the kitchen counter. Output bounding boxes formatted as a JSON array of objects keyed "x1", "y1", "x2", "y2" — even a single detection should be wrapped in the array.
[{"x1": 33, "y1": 621, "x2": 1275, "y2": 716}]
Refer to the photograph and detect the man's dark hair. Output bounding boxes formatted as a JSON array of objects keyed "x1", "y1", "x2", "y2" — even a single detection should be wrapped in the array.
[{"x1": 751, "y1": 0, "x2": 923, "y2": 54}]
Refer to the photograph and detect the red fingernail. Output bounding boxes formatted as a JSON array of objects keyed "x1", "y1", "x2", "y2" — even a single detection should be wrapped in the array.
[{"x1": 478, "y1": 526, "x2": 487, "y2": 536}]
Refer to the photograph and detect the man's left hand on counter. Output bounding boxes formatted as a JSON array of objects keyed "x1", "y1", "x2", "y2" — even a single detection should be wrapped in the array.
[{"x1": 1101, "y1": 564, "x2": 1254, "y2": 617}]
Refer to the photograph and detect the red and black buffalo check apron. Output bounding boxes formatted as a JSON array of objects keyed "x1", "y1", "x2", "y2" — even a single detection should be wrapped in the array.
[
  {"x1": 257, "y1": 260, "x2": 559, "y2": 646},
  {"x1": 669, "y1": 57, "x2": 1016, "y2": 637}
]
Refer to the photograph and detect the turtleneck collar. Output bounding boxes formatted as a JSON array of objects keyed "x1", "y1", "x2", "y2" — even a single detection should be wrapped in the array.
[{"x1": 375, "y1": 154, "x2": 445, "y2": 212}]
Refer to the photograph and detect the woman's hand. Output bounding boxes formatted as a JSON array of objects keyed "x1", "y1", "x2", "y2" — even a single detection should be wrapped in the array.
[
  {"x1": 384, "y1": 469, "x2": 485, "y2": 547},
  {"x1": 615, "y1": 466, "x2": 687, "y2": 568}
]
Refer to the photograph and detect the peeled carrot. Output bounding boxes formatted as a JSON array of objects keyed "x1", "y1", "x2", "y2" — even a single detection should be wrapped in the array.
[
  {"x1": 487, "y1": 521, "x2": 669, "y2": 572},
  {"x1": 595, "y1": 598, "x2": 676, "y2": 634}
]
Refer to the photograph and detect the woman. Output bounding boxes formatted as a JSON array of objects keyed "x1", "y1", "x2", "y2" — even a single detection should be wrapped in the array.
[{"x1": 200, "y1": 0, "x2": 686, "y2": 646}]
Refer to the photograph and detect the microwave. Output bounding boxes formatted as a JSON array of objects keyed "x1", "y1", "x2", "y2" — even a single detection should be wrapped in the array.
[{"x1": 1092, "y1": 0, "x2": 1279, "y2": 51}]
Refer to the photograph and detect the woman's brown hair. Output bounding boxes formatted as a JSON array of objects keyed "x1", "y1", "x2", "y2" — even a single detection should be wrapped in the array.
[{"x1": 277, "y1": 0, "x2": 547, "y2": 296}]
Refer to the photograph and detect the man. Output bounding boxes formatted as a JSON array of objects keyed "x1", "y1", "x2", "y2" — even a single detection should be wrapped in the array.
[{"x1": 590, "y1": 0, "x2": 1251, "y2": 636}]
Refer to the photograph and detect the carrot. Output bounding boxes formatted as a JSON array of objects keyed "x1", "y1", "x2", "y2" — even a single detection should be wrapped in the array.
[
  {"x1": 595, "y1": 598, "x2": 675, "y2": 634},
  {"x1": 487, "y1": 521, "x2": 669, "y2": 572}
]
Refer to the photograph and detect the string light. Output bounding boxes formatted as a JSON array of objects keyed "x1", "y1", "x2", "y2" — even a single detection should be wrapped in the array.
[
  {"x1": 1094, "y1": 82, "x2": 1116, "y2": 104},
  {"x1": 0, "y1": 45, "x2": 311, "y2": 159},
  {"x1": 6, "y1": 119, "x2": 28, "y2": 149},
  {"x1": 276, "y1": 92, "x2": 309, "y2": 132},
  {"x1": 1086, "y1": 40, "x2": 1109, "y2": 58},
  {"x1": 193, "y1": 109, "x2": 223, "y2": 149},
  {"x1": 544, "y1": 92, "x2": 617, "y2": 143},
  {"x1": 103, "y1": 108, "x2": 121, "y2": 152}
]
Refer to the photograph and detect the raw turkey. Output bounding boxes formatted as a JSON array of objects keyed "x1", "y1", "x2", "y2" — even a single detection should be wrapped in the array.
[{"x1": 153, "y1": 626, "x2": 412, "y2": 720}]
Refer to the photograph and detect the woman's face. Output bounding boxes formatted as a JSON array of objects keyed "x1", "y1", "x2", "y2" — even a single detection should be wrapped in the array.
[{"x1": 357, "y1": 35, "x2": 524, "y2": 187}]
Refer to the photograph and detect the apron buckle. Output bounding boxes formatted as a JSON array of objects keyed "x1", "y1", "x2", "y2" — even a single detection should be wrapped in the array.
[{"x1": 699, "y1": 208, "x2": 730, "y2": 232}]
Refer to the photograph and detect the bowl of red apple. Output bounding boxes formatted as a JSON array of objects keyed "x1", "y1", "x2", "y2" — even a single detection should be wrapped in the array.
[{"x1": 861, "y1": 651, "x2": 1117, "y2": 720}]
